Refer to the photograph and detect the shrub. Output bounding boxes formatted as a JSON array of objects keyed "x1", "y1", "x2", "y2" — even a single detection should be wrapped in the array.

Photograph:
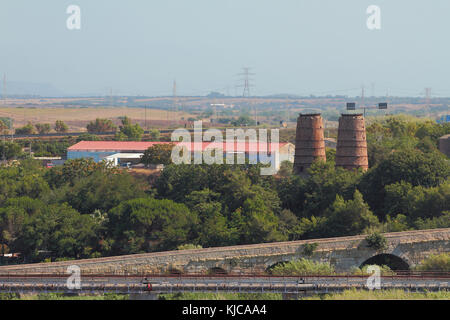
[
  {"x1": 177, "y1": 244, "x2": 202, "y2": 250},
  {"x1": 365, "y1": 232, "x2": 388, "y2": 251},
  {"x1": 54, "y1": 120, "x2": 69, "y2": 133},
  {"x1": 269, "y1": 258, "x2": 335, "y2": 276},
  {"x1": 302, "y1": 243, "x2": 318, "y2": 257},
  {"x1": 87, "y1": 118, "x2": 116, "y2": 133},
  {"x1": 15, "y1": 122, "x2": 35, "y2": 135},
  {"x1": 35, "y1": 123, "x2": 51, "y2": 134},
  {"x1": 351, "y1": 264, "x2": 395, "y2": 276},
  {"x1": 415, "y1": 253, "x2": 450, "y2": 272}
]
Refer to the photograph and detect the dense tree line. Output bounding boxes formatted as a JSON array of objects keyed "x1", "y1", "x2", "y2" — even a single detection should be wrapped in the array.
[{"x1": 0, "y1": 117, "x2": 448, "y2": 263}]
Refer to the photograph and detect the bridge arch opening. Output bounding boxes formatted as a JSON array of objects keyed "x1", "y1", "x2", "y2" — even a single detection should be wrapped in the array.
[{"x1": 360, "y1": 254, "x2": 409, "y2": 271}]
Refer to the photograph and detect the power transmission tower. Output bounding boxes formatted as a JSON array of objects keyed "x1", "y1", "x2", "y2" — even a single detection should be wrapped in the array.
[{"x1": 237, "y1": 67, "x2": 254, "y2": 97}]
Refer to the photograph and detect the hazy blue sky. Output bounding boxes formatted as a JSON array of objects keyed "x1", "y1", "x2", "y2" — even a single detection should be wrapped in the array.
[{"x1": 0, "y1": 0, "x2": 449, "y2": 97}]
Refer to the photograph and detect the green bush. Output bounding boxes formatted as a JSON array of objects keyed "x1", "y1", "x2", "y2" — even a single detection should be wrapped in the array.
[
  {"x1": 269, "y1": 258, "x2": 335, "y2": 276},
  {"x1": 415, "y1": 253, "x2": 450, "y2": 272},
  {"x1": 177, "y1": 244, "x2": 202, "y2": 250},
  {"x1": 365, "y1": 232, "x2": 388, "y2": 251},
  {"x1": 302, "y1": 243, "x2": 318, "y2": 257},
  {"x1": 350, "y1": 264, "x2": 395, "y2": 276}
]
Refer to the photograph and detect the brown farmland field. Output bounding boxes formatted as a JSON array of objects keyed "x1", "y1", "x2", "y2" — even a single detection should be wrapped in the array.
[{"x1": 0, "y1": 106, "x2": 193, "y2": 132}]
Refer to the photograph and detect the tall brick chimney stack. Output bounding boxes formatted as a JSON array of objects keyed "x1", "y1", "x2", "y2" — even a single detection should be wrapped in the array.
[
  {"x1": 293, "y1": 113, "x2": 326, "y2": 176},
  {"x1": 335, "y1": 114, "x2": 368, "y2": 171}
]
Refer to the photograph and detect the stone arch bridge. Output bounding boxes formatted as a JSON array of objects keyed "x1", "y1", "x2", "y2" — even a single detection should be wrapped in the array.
[{"x1": 0, "y1": 229, "x2": 449, "y2": 275}]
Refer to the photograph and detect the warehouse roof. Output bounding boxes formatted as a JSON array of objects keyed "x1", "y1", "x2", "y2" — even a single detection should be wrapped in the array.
[
  {"x1": 68, "y1": 141, "x2": 292, "y2": 153},
  {"x1": 67, "y1": 141, "x2": 173, "y2": 151}
]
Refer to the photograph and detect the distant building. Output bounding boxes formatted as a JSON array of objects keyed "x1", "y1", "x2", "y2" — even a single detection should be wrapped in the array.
[
  {"x1": 67, "y1": 141, "x2": 295, "y2": 171},
  {"x1": 436, "y1": 115, "x2": 450, "y2": 124},
  {"x1": 67, "y1": 141, "x2": 172, "y2": 163},
  {"x1": 439, "y1": 134, "x2": 450, "y2": 157}
]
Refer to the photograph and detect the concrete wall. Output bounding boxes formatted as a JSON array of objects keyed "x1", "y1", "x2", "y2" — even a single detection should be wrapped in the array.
[{"x1": 0, "y1": 229, "x2": 448, "y2": 275}]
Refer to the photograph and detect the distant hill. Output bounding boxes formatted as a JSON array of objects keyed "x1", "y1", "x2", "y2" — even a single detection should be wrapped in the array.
[{"x1": 4, "y1": 81, "x2": 66, "y2": 97}]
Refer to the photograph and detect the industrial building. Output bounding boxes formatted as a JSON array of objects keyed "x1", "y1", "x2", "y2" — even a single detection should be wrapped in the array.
[
  {"x1": 335, "y1": 114, "x2": 369, "y2": 171},
  {"x1": 67, "y1": 140, "x2": 295, "y2": 170},
  {"x1": 67, "y1": 141, "x2": 172, "y2": 164},
  {"x1": 293, "y1": 114, "x2": 326, "y2": 175},
  {"x1": 293, "y1": 112, "x2": 369, "y2": 176}
]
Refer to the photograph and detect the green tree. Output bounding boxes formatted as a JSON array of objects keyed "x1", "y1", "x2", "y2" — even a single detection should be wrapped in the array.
[
  {"x1": 106, "y1": 198, "x2": 197, "y2": 254},
  {"x1": 15, "y1": 122, "x2": 35, "y2": 135},
  {"x1": 231, "y1": 115, "x2": 256, "y2": 127},
  {"x1": 115, "y1": 116, "x2": 144, "y2": 141},
  {"x1": 324, "y1": 190, "x2": 380, "y2": 237},
  {"x1": 15, "y1": 203, "x2": 99, "y2": 261},
  {"x1": 359, "y1": 149, "x2": 450, "y2": 216},
  {"x1": 141, "y1": 143, "x2": 174, "y2": 166},
  {"x1": 278, "y1": 161, "x2": 293, "y2": 177},
  {"x1": 0, "y1": 162, "x2": 50, "y2": 204},
  {"x1": 384, "y1": 181, "x2": 449, "y2": 221},
  {"x1": 87, "y1": 118, "x2": 117, "y2": 133},
  {"x1": 414, "y1": 211, "x2": 450, "y2": 230},
  {"x1": 148, "y1": 129, "x2": 160, "y2": 141},
  {"x1": 54, "y1": 170, "x2": 146, "y2": 214},
  {"x1": 0, "y1": 119, "x2": 10, "y2": 134},
  {"x1": 232, "y1": 193, "x2": 284, "y2": 244},
  {"x1": 185, "y1": 189, "x2": 237, "y2": 247},
  {"x1": 35, "y1": 123, "x2": 51, "y2": 134},
  {"x1": 0, "y1": 141, "x2": 23, "y2": 160},
  {"x1": 365, "y1": 232, "x2": 388, "y2": 251},
  {"x1": 54, "y1": 120, "x2": 69, "y2": 133},
  {"x1": 76, "y1": 133, "x2": 100, "y2": 142},
  {"x1": 415, "y1": 253, "x2": 450, "y2": 272},
  {"x1": 279, "y1": 161, "x2": 360, "y2": 219},
  {"x1": 44, "y1": 158, "x2": 120, "y2": 188}
]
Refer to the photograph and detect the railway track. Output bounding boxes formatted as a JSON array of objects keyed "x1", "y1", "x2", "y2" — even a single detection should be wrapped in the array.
[{"x1": 0, "y1": 274, "x2": 448, "y2": 294}]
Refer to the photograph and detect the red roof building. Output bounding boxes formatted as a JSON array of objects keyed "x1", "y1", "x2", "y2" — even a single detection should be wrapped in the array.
[{"x1": 67, "y1": 140, "x2": 295, "y2": 169}]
